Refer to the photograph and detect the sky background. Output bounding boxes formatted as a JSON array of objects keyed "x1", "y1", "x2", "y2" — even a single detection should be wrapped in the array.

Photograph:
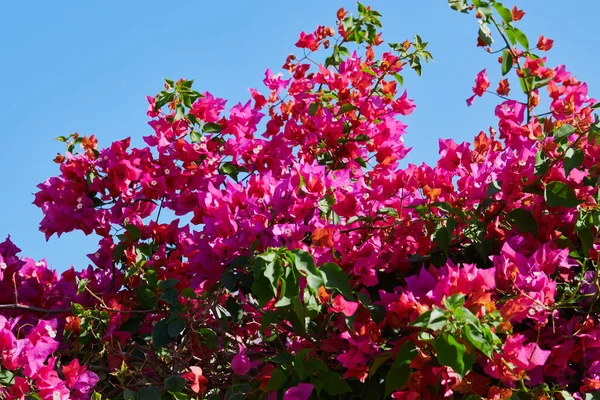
[{"x1": 1, "y1": 1, "x2": 599, "y2": 273}]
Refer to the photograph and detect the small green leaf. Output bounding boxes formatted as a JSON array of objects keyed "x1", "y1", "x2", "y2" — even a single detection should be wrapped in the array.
[
  {"x1": 545, "y1": 181, "x2": 581, "y2": 208},
  {"x1": 320, "y1": 372, "x2": 352, "y2": 395},
  {"x1": 203, "y1": 122, "x2": 222, "y2": 133},
  {"x1": 0, "y1": 370, "x2": 15, "y2": 385},
  {"x1": 564, "y1": 148, "x2": 584, "y2": 176},
  {"x1": 433, "y1": 226, "x2": 451, "y2": 256},
  {"x1": 434, "y1": 333, "x2": 472, "y2": 376},
  {"x1": 292, "y1": 249, "x2": 325, "y2": 292},
  {"x1": 508, "y1": 208, "x2": 538, "y2": 234},
  {"x1": 160, "y1": 287, "x2": 179, "y2": 305},
  {"x1": 555, "y1": 124, "x2": 575, "y2": 142},
  {"x1": 493, "y1": 3, "x2": 513, "y2": 22},
  {"x1": 385, "y1": 341, "x2": 416, "y2": 395},
  {"x1": 77, "y1": 278, "x2": 90, "y2": 294},
  {"x1": 411, "y1": 308, "x2": 448, "y2": 331},
  {"x1": 152, "y1": 319, "x2": 171, "y2": 348},
  {"x1": 198, "y1": 328, "x2": 219, "y2": 349},
  {"x1": 376, "y1": 207, "x2": 399, "y2": 217},
  {"x1": 464, "y1": 324, "x2": 493, "y2": 358},
  {"x1": 501, "y1": 50, "x2": 513, "y2": 76},
  {"x1": 513, "y1": 27, "x2": 529, "y2": 50},
  {"x1": 165, "y1": 375, "x2": 186, "y2": 393},
  {"x1": 308, "y1": 102, "x2": 319, "y2": 116},
  {"x1": 362, "y1": 66, "x2": 377, "y2": 77},
  {"x1": 190, "y1": 131, "x2": 203, "y2": 143},
  {"x1": 577, "y1": 226, "x2": 594, "y2": 253},
  {"x1": 443, "y1": 294, "x2": 465, "y2": 311},
  {"x1": 319, "y1": 262, "x2": 353, "y2": 299},
  {"x1": 168, "y1": 318, "x2": 185, "y2": 337},
  {"x1": 338, "y1": 103, "x2": 356, "y2": 115},
  {"x1": 137, "y1": 386, "x2": 161, "y2": 400},
  {"x1": 266, "y1": 369, "x2": 287, "y2": 391}
]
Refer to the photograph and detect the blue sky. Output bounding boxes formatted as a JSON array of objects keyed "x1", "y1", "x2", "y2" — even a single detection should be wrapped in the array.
[{"x1": 1, "y1": 1, "x2": 598, "y2": 272}]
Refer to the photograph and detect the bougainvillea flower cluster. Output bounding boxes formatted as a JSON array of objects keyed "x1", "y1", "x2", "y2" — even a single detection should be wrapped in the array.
[{"x1": 1, "y1": 1, "x2": 599, "y2": 399}]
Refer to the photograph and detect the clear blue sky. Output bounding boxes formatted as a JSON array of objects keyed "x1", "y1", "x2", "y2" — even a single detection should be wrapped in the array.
[{"x1": 1, "y1": 1, "x2": 598, "y2": 272}]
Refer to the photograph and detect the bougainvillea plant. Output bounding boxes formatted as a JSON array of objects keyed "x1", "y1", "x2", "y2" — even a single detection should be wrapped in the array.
[{"x1": 1, "y1": 1, "x2": 599, "y2": 399}]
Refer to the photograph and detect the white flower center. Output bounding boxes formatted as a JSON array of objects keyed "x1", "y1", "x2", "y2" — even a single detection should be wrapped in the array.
[{"x1": 45, "y1": 325, "x2": 57, "y2": 338}]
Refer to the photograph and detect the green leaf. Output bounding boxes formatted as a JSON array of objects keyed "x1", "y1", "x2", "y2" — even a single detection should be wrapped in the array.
[
  {"x1": 376, "y1": 207, "x2": 399, "y2": 217},
  {"x1": 385, "y1": 363, "x2": 411, "y2": 396},
  {"x1": 501, "y1": 50, "x2": 513, "y2": 76},
  {"x1": 393, "y1": 72, "x2": 404, "y2": 86},
  {"x1": 168, "y1": 318, "x2": 185, "y2": 337},
  {"x1": 443, "y1": 294, "x2": 465, "y2": 311},
  {"x1": 508, "y1": 208, "x2": 538, "y2": 234},
  {"x1": 369, "y1": 354, "x2": 392, "y2": 378},
  {"x1": 478, "y1": 21, "x2": 493, "y2": 45},
  {"x1": 513, "y1": 27, "x2": 529, "y2": 50},
  {"x1": 555, "y1": 124, "x2": 575, "y2": 142},
  {"x1": 252, "y1": 275, "x2": 275, "y2": 307},
  {"x1": 320, "y1": 372, "x2": 353, "y2": 395},
  {"x1": 362, "y1": 66, "x2": 377, "y2": 77},
  {"x1": 487, "y1": 179, "x2": 502, "y2": 196},
  {"x1": 433, "y1": 226, "x2": 451, "y2": 256},
  {"x1": 448, "y1": 0, "x2": 469, "y2": 12},
  {"x1": 308, "y1": 102, "x2": 319, "y2": 116},
  {"x1": 292, "y1": 249, "x2": 325, "y2": 292},
  {"x1": 77, "y1": 278, "x2": 90, "y2": 294},
  {"x1": 71, "y1": 302, "x2": 85, "y2": 316},
  {"x1": 294, "y1": 348, "x2": 313, "y2": 379},
  {"x1": 411, "y1": 308, "x2": 448, "y2": 331},
  {"x1": 203, "y1": 122, "x2": 222, "y2": 133},
  {"x1": 545, "y1": 181, "x2": 581, "y2": 208},
  {"x1": 137, "y1": 386, "x2": 161, "y2": 400},
  {"x1": 338, "y1": 103, "x2": 356, "y2": 115},
  {"x1": 559, "y1": 392, "x2": 575, "y2": 400},
  {"x1": 464, "y1": 324, "x2": 493, "y2": 358},
  {"x1": 434, "y1": 333, "x2": 472, "y2": 376},
  {"x1": 152, "y1": 319, "x2": 171, "y2": 348},
  {"x1": 226, "y1": 297, "x2": 243, "y2": 322},
  {"x1": 159, "y1": 279, "x2": 179, "y2": 289},
  {"x1": 260, "y1": 310, "x2": 278, "y2": 333},
  {"x1": 493, "y1": 3, "x2": 513, "y2": 22},
  {"x1": 266, "y1": 369, "x2": 287, "y2": 391},
  {"x1": 136, "y1": 285, "x2": 157, "y2": 308},
  {"x1": 0, "y1": 370, "x2": 15, "y2": 385},
  {"x1": 181, "y1": 287, "x2": 196, "y2": 298},
  {"x1": 198, "y1": 328, "x2": 219, "y2": 349},
  {"x1": 564, "y1": 148, "x2": 584, "y2": 176},
  {"x1": 319, "y1": 262, "x2": 353, "y2": 299},
  {"x1": 385, "y1": 341, "x2": 416, "y2": 395},
  {"x1": 165, "y1": 375, "x2": 186, "y2": 393},
  {"x1": 175, "y1": 105, "x2": 185, "y2": 121},
  {"x1": 219, "y1": 162, "x2": 246, "y2": 181},
  {"x1": 160, "y1": 287, "x2": 179, "y2": 305},
  {"x1": 577, "y1": 226, "x2": 594, "y2": 253},
  {"x1": 190, "y1": 131, "x2": 203, "y2": 143}
]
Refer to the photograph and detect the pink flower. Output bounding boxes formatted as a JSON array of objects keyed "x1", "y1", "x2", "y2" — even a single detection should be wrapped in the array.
[
  {"x1": 284, "y1": 383, "x2": 314, "y2": 400},
  {"x1": 329, "y1": 294, "x2": 359, "y2": 317},
  {"x1": 231, "y1": 344, "x2": 251, "y2": 375},
  {"x1": 392, "y1": 91, "x2": 416, "y2": 115},
  {"x1": 263, "y1": 69, "x2": 290, "y2": 93},
  {"x1": 537, "y1": 36, "x2": 554, "y2": 51},
  {"x1": 182, "y1": 366, "x2": 209, "y2": 394},
  {"x1": 466, "y1": 69, "x2": 490, "y2": 106},
  {"x1": 62, "y1": 358, "x2": 99, "y2": 394}
]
